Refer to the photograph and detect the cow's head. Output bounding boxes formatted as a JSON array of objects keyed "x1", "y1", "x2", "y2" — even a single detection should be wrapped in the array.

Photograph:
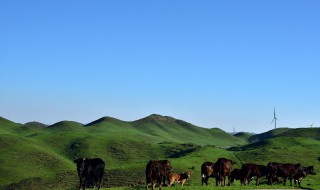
[
  {"x1": 74, "y1": 157, "x2": 88, "y2": 175},
  {"x1": 184, "y1": 171, "x2": 192, "y2": 179},
  {"x1": 162, "y1": 160, "x2": 172, "y2": 175},
  {"x1": 305, "y1": 166, "x2": 317, "y2": 175}
]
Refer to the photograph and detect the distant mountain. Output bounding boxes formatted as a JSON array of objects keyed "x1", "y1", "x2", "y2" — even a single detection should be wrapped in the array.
[
  {"x1": 85, "y1": 116, "x2": 129, "y2": 127},
  {"x1": 233, "y1": 132, "x2": 254, "y2": 142},
  {"x1": 46, "y1": 121, "x2": 84, "y2": 131},
  {"x1": 248, "y1": 127, "x2": 291, "y2": 143},
  {"x1": 22, "y1": 122, "x2": 47, "y2": 129}
]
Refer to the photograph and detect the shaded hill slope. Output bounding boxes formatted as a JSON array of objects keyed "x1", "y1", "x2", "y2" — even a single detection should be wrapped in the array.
[
  {"x1": 248, "y1": 127, "x2": 291, "y2": 143},
  {"x1": 277, "y1": 127, "x2": 320, "y2": 140}
]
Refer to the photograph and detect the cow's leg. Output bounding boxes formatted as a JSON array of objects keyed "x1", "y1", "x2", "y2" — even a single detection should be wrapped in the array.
[
  {"x1": 77, "y1": 175, "x2": 82, "y2": 190},
  {"x1": 283, "y1": 177, "x2": 286, "y2": 186},
  {"x1": 82, "y1": 177, "x2": 86, "y2": 190},
  {"x1": 205, "y1": 176, "x2": 209, "y2": 186},
  {"x1": 201, "y1": 175, "x2": 205, "y2": 186},
  {"x1": 145, "y1": 179, "x2": 149, "y2": 190},
  {"x1": 227, "y1": 174, "x2": 231, "y2": 186},
  {"x1": 181, "y1": 179, "x2": 186, "y2": 186},
  {"x1": 97, "y1": 175, "x2": 102, "y2": 190},
  {"x1": 151, "y1": 181, "x2": 155, "y2": 190},
  {"x1": 256, "y1": 177, "x2": 259, "y2": 186},
  {"x1": 268, "y1": 176, "x2": 272, "y2": 185},
  {"x1": 243, "y1": 177, "x2": 247, "y2": 186}
]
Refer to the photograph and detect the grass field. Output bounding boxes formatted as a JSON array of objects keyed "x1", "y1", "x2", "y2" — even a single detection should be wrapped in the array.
[{"x1": 0, "y1": 115, "x2": 319, "y2": 190}]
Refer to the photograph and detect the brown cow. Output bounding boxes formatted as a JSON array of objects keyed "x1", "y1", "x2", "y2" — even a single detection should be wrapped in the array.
[
  {"x1": 145, "y1": 160, "x2": 172, "y2": 190},
  {"x1": 201, "y1": 162, "x2": 216, "y2": 186},
  {"x1": 168, "y1": 171, "x2": 192, "y2": 187},
  {"x1": 267, "y1": 162, "x2": 304, "y2": 186},
  {"x1": 241, "y1": 163, "x2": 268, "y2": 186},
  {"x1": 213, "y1": 158, "x2": 234, "y2": 186}
]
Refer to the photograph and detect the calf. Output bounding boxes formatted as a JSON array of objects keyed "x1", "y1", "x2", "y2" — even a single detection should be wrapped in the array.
[
  {"x1": 74, "y1": 157, "x2": 105, "y2": 190},
  {"x1": 168, "y1": 171, "x2": 192, "y2": 187},
  {"x1": 230, "y1": 168, "x2": 243, "y2": 185}
]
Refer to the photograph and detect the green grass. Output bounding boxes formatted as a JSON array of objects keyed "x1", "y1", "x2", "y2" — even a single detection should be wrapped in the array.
[{"x1": 0, "y1": 114, "x2": 319, "y2": 190}]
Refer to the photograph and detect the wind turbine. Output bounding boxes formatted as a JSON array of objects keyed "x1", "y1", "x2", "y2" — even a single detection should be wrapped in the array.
[
  {"x1": 271, "y1": 108, "x2": 278, "y2": 129},
  {"x1": 309, "y1": 123, "x2": 313, "y2": 128}
]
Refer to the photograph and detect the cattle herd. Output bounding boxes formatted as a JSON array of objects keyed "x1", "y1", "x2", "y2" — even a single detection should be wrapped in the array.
[
  {"x1": 73, "y1": 157, "x2": 316, "y2": 190},
  {"x1": 201, "y1": 158, "x2": 316, "y2": 189}
]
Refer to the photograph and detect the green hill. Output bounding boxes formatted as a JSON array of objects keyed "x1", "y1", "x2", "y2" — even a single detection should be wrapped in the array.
[
  {"x1": 233, "y1": 132, "x2": 254, "y2": 143},
  {"x1": 0, "y1": 117, "x2": 21, "y2": 134},
  {"x1": 46, "y1": 121, "x2": 84, "y2": 132},
  {"x1": 0, "y1": 114, "x2": 319, "y2": 189},
  {"x1": 248, "y1": 127, "x2": 291, "y2": 143},
  {"x1": 277, "y1": 127, "x2": 320, "y2": 140}
]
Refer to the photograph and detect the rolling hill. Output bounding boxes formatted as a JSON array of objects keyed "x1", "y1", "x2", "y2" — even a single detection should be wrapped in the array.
[{"x1": 0, "y1": 114, "x2": 319, "y2": 190}]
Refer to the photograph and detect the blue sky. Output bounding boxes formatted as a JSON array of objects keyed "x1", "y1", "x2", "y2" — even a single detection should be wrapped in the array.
[{"x1": 1, "y1": 1, "x2": 319, "y2": 133}]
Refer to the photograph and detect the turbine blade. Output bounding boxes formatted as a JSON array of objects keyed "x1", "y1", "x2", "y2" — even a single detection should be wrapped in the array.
[{"x1": 271, "y1": 119, "x2": 275, "y2": 124}]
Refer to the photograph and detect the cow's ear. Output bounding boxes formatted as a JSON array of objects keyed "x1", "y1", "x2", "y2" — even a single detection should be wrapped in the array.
[{"x1": 83, "y1": 158, "x2": 86, "y2": 161}]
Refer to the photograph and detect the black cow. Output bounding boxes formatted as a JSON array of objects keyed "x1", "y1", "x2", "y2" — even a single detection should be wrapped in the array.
[
  {"x1": 74, "y1": 157, "x2": 105, "y2": 190},
  {"x1": 267, "y1": 162, "x2": 304, "y2": 186},
  {"x1": 145, "y1": 160, "x2": 172, "y2": 190},
  {"x1": 213, "y1": 158, "x2": 234, "y2": 186},
  {"x1": 230, "y1": 168, "x2": 243, "y2": 184},
  {"x1": 294, "y1": 166, "x2": 316, "y2": 187},
  {"x1": 201, "y1": 161, "x2": 216, "y2": 186},
  {"x1": 241, "y1": 163, "x2": 268, "y2": 186}
]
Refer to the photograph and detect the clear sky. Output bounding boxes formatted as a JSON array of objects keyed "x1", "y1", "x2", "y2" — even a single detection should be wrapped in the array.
[{"x1": 1, "y1": 0, "x2": 319, "y2": 133}]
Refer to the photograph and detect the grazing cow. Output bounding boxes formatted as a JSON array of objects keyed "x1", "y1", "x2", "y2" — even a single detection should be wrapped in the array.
[
  {"x1": 201, "y1": 162, "x2": 216, "y2": 186},
  {"x1": 293, "y1": 166, "x2": 317, "y2": 187},
  {"x1": 267, "y1": 162, "x2": 282, "y2": 185},
  {"x1": 213, "y1": 158, "x2": 234, "y2": 186},
  {"x1": 267, "y1": 162, "x2": 304, "y2": 186},
  {"x1": 230, "y1": 168, "x2": 243, "y2": 185},
  {"x1": 145, "y1": 160, "x2": 172, "y2": 190},
  {"x1": 74, "y1": 157, "x2": 105, "y2": 190},
  {"x1": 241, "y1": 163, "x2": 268, "y2": 186},
  {"x1": 168, "y1": 171, "x2": 192, "y2": 187}
]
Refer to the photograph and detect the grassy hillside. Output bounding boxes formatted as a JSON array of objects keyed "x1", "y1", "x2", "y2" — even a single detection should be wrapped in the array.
[
  {"x1": 277, "y1": 127, "x2": 320, "y2": 140},
  {"x1": 233, "y1": 132, "x2": 254, "y2": 143},
  {"x1": 0, "y1": 117, "x2": 21, "y2": 134},
  {"x1": 0, "y1": 114, "x2": 319, "y2": 190},
  {"x1": 248, "y1": 127, "x2": 291, "y2": 143}
]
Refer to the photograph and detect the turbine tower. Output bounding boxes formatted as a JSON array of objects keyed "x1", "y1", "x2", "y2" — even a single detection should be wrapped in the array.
[{"x1": 271, "y1": 107, "x2": 278, "y2": 129}]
